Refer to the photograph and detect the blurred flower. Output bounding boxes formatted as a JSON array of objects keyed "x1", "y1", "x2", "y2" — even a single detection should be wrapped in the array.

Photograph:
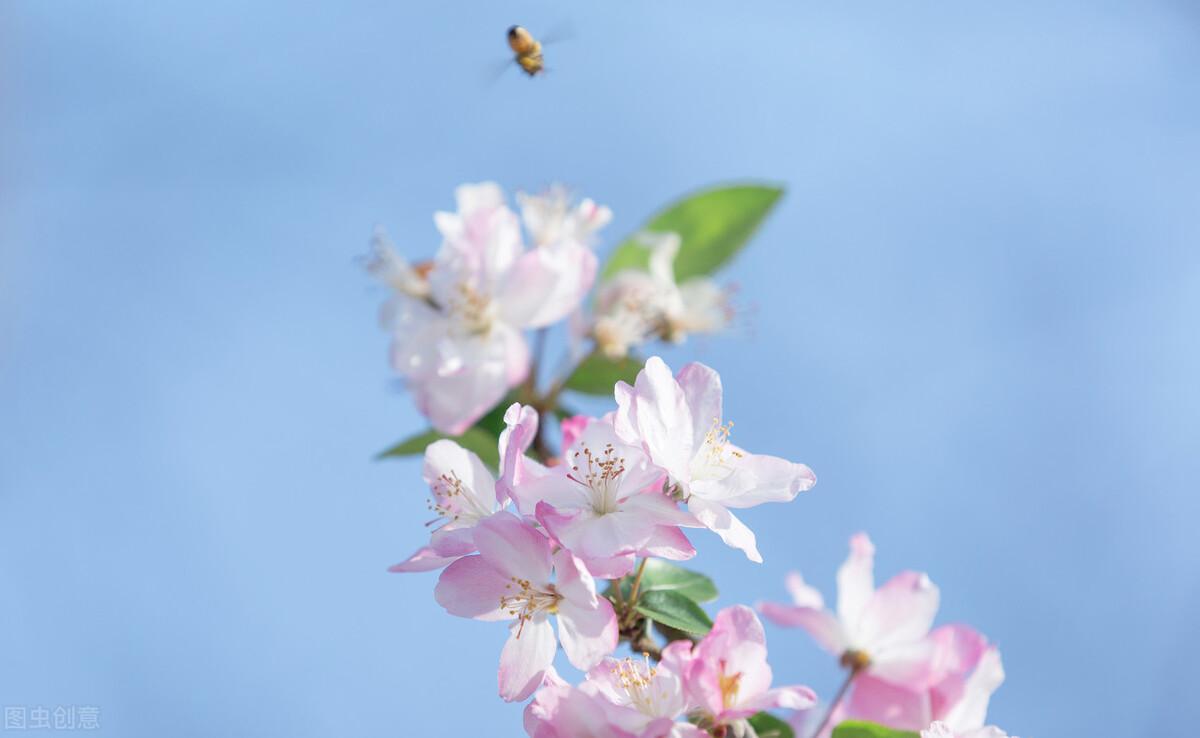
[
  {"x1": 370, "y1": 182, "x2": 603, "y2": 434},
  {"x1": 594, "y1": 232, "x2": 733, "y2": 359},
  {"x1": 518, "y1": 184, "x2": 613, "y2": 248},
  {"x1": 759, "y1": 533, "x2": 940, "y2": 686},
  {"x1": 614, "y1": 356, "x2": 816, "y2": 561},
  {"x1": 434, "y1": 512, "x2": 618, "y2": 702}
]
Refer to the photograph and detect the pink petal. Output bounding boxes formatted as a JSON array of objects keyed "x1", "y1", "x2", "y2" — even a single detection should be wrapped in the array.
[
  {"x1": 785, "y1": 571, "x2": 826, "y2": 608},
  {"x1": 639, "y1": 524, "x2": 696, "y2": 562},
  {"x1": 717, "y1": 454, "x2": 817, "y2": 508},
  {"x1": 559, "y1": 414, "x2": 590, "y2": 450},
  {"x1": 555, "y1": 597, "x2": 618, "y2": 670},
  {"x1": 472, "y1": 512, "x2": 553, "y2": 583},
  {"x1": 742, "y1": 685, "x2": 818, "y2": 713},
  {"x1": 837, "y1": 532, "x2": 876, "y2": 628},
  {"x1": 843, "y1": 673, "x2": 932, "y2": 731},
  {"x1": 496, "y1": 245, "x2": 597, "y2": 329},
  {"x1": 388, "y1": 545, "x2": 460, "y2": 573},
  {"x1": 938, "y1": 647, "x2": 1005, "y2": 731},
  {"x1": 674, "y1": 361, "x2": 723, "y2": 450},
  {"x1": 423, "y1": 439, "x2": 496, "y2": 512},
  {"x1": 758, "y1": 602, "x2": 847, "y2": 656},
  {"x1": 498, "y1": 403, "x2": 540, "y2": 505},
  {"x1": 868, "y1": 637, "x2": 937, "y2": 686},
  {"x1": 433, "y1": 554, "x2": 510, "y2": 621},
  {"x1": 857, "y1": 571, "x2": 940, "y2": 653},
  {"x1": 550, "y1": 548, "x2": 600, "y2": 609},
  {"x1": 630, "y1": 356, "x2": 696, "y2": 483},
  {"x1": 429, "y1": 526, "x2": 477, "y2": 557},
  {"x1": 498, "y1": 616, "x2": 557, "y2": 702},
  {"x1": 688, "y1": 497, "x2": 762, "y2": 562}
]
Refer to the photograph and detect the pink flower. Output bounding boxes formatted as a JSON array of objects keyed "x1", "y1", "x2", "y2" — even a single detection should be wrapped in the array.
[
  {"x1": 373, "y1": 182, "x2": 600, "y2": 434},
  {"x1": 583, "y1": 645, "x2": 707, "y2": 738},
  {"x1": 614, "y1": 356, "x2": 816, "y2": 562},
  {"x1": 760, "y1": 533, "x2": 940, "y2": 687},
  {"x1": 508, "y1": 415, "x2": 696, "y2": 577},
  {"x1": 559, "y1": 414, "x2": 590, "y2": 450},
  {"x1": 678, "y1": 606, "x2": 817, "y2": 726},
  {"x1": 807, "y1": 627, "x2": 1007, "y2": 736},
  {"x1": 523, "y1": 668, "x2": 641, "y2": 738},
  {"x1": 527, "y1": 649, "x2": 708, "y2": 738},
  {"x1": 387, "y1": 438, "x2": 505, "y2": 573},
  {"x1": 434, "y1": 513, "x2": 618, "y2": 702}
]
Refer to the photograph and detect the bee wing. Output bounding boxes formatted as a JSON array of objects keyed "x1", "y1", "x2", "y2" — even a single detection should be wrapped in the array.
[
  {"x1": 481, "y1": 57, "x2": 515, "y2": 87},
  {"x1": 539, "y1": 20, "x2": 576, "y2": 47}
]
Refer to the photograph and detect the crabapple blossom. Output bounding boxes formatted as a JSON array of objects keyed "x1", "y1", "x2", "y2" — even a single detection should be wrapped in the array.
[
  {"x1": 678, "y1": 606, "x2": 817, "y2": 727},
  {"x1": 371, "y1": 182, "x2": 602, "y2": 434},
  {"x1": 434, "y1": 512, "x2": 618, "y2": 701},
  {"x1": 387, "y1": 438, "x2": 506, "y2": 573},
  {"x1": 581, "y1": 643, "x2": 706, "y2": 738},
  {"x1": 594, "y1": 232, "x2": 733, "y2": 359},
  {"x1": 523, "y1": 668, "x2": 642, "y2": 738},
  {"x1": 504, "y1": 411, "x2": 697, "y2": 577},
  {"x1": 614, "y1": 356, "x2": 816, "y2": 562},
  {"x1": 760, "y1": 533, "x2": 940, "y2": 686}
]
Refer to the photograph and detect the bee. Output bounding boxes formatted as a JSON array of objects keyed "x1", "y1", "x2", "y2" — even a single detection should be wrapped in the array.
[{"x1": 507, "y1": 25, "x2": 545, "y2": 77}]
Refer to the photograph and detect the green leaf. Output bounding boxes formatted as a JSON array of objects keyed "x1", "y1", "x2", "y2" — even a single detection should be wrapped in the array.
[
  {"x1": 652, "y1": 620, "x2": 698, "y2": 645},
  {"x1": 748, "y1": 712, "x2": 795, "y2": 738},
  {"x1": 634, "y1": 559, "x2": 719, "y2": 603},
  {"x1": 376, "y1": 426, "x2": 500, "y2": 469},
  {"x1": 831, "y1": 721, "x2": 921, "y2": 738},
  {"x1": 634, "y1": 590, "x2": 712, "y2": 635},
  {"x1": 563, "y1": 353, "x2": 644, "y2": 396},
  {"x1": 602, "y1": 183, "x2": 784, "y2": 282}
]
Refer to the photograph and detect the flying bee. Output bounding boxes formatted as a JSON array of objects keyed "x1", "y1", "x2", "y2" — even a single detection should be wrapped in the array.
[{"x1": 507, "y1": 25, "x2": 544, "y2": 77}]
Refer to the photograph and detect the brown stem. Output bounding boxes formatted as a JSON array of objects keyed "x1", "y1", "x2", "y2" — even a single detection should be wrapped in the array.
[
  {"x1": 627, "y1": 559, "x2": 649, "y2": 605},
  {"x1": 809, "y1": 665, "x2": 861, "y2": 738},
  {"x1": 630, "y1": 631, "x2": 663, "y2": 662}
]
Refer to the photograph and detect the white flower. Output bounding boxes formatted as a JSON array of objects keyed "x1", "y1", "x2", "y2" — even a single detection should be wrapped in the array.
[{"x1": 594, "y1": 232, "x2": 733, "y2": 358}]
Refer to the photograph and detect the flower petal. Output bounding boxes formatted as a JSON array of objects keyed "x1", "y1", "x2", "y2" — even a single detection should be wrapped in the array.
[
  {"x1": 629, "y1": 356, "x2": 696, "y2": 483},
  {"x1": 472, "y1": 512, "x2": 553, "y2": 583},
  {"x1": 674, "y1": 361, "x2": 723, "y2": 450},
  {"x1": 388, "y1": 545, "x2": 460, "y2": 573},
  {"x1": 688, "y1": 497, "x2": 762, "y2": 562},
  {"x1": 433, "y1": 554, "x2": 510, "y2": 621},
  {"x1": 857, "y1": 570, "x2": 940, "y2": 653},
  {"x1": 555, "y1": 602, "x2": 618, "y2": 670},
  {"x1": 837, "y1": 532, "x2": 876, "y2": 630},
  {"x1": 758, "y1": 602, "x2": 847, "y2": 656},
  {"x1": 716, "y1": 454, "x2": 817, "y2": 508},
  {"x1": 499, "y1": 616, "x2": 557, "y2": 702}
]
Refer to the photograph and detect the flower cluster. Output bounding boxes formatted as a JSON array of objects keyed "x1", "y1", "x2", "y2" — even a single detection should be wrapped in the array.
[
  {"x1": 394, "y1": 355, "x2": 815, "y2": 704},
  {"x1": 370, "y1": 183, "x2": 1019, "y2": 737},
  {"x1": 525, "y1": 607, "x2": 815, "y2": 737},
  {"x1": 367, "y1": 183, "x2": 733, "y2": 435}
]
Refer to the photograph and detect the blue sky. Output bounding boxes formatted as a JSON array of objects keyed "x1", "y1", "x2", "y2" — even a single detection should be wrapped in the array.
[{"x1": 2, "y1": 1, "x2": 1198, "y2": 736}]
